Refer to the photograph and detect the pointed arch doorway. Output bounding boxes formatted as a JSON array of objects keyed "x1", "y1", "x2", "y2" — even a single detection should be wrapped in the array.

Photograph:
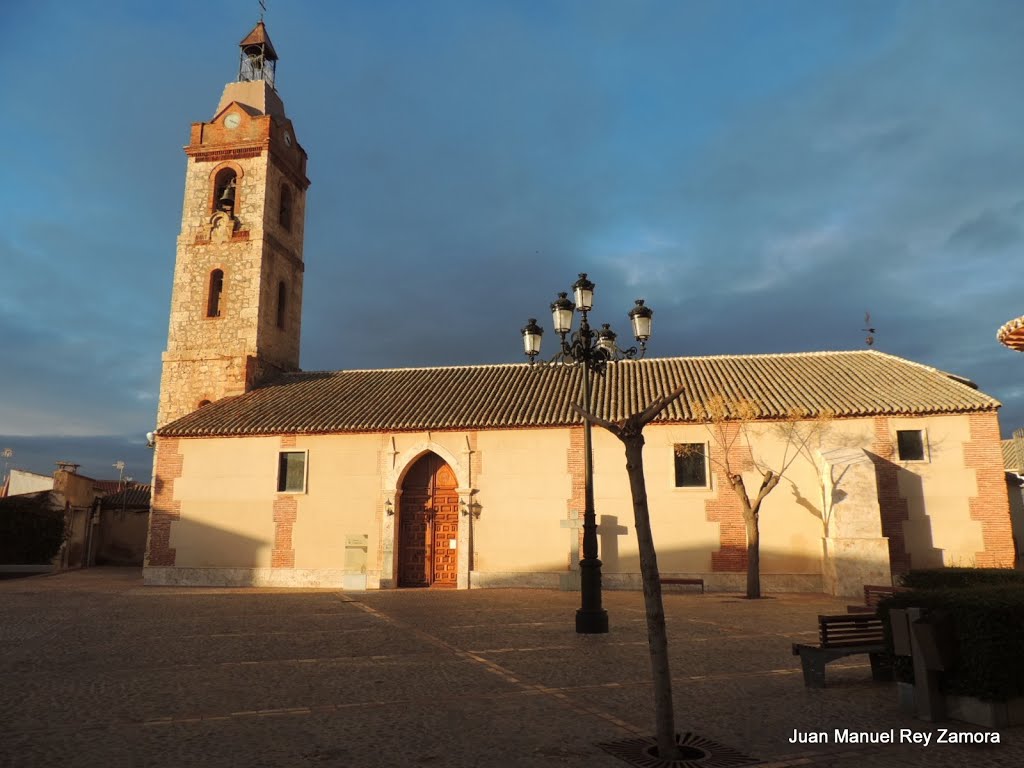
[{"x1": 398, "y1": 452, "x2": 459, "y2": 588}]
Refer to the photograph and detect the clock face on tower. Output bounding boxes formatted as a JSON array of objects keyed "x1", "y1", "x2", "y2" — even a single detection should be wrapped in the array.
[{"x1": 224, "y1": 112, "x2": 241, "y2": 129}]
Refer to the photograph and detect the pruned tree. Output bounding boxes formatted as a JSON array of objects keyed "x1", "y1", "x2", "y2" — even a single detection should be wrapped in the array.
[
  {"x1": 686, "y1": 395, "x2": 833, "y2": 599},
  {"x1": 573, "y1": 381, "x2": 687, "y2": 761}
]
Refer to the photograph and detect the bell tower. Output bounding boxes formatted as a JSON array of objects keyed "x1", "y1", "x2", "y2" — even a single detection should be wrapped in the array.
[{"x1": 157, "y1": 21, "x2": 309, "y2": 427}]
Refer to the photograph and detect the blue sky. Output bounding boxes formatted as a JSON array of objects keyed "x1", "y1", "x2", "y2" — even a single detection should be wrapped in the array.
[{"x1": 2, "y1": 0, "x2": 1024, "y2": 480}]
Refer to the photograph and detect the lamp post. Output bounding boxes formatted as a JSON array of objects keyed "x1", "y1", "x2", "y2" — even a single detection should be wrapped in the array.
[{"x1": 521, "y1": 273, "x2": 653, "y2": 634}]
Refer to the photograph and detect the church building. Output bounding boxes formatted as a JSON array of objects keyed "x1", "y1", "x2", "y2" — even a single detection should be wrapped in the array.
[{"x1": 145, "y1": 23, "x2": 1015, "y2": 596}]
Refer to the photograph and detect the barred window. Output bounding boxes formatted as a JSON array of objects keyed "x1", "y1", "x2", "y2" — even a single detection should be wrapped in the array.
[
  {"x1": 896, "y1": 430, "x2": 926, "y2": 462},
  {"x1": 277, "y1": 451, "x2": 307, "y2": 493},
  {"x1": 674, "y1": 443, "x2": 708, "y2": 488}
]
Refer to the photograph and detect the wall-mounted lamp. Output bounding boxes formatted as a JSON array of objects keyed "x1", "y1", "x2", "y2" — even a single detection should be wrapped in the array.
[
  {"x1": 461, "y1": 500, "x2": 482, "y2": 519},
  {"x1": 384, "y1": 499, "x2": 394, "y2": 516},
  {"x1": 145, "y1": 431, "x2": 156, "y2": 449}
]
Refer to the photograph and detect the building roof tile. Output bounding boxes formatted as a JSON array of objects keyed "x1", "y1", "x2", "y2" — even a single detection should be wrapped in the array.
[
  {"x1": 158, "y1": 350, "x2": 999, "y2": 437},
  {"x1": 1002, "y1": 439, "x2": 1021, "y2": 472},
  {"x1": 100, "y1": 484, "x2": 152, "y2": 511}
]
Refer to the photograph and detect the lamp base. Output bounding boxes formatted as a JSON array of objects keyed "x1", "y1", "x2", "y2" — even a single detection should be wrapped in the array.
[{"x1": 576, "y1": 608, "x2": 609, "y2": 634}]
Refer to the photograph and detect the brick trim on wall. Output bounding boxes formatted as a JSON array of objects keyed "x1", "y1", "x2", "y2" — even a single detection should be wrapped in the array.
[
  {"x1": 272, "y1": 434, "x2": 299, "y2": 568},
  {"x1": 272, "y1": 496, "x2": 298, "y2": 568},
  {"x1": 964, "y1": 412, "x2": 1015, "y2": 567},
  {"x1": 871, "y1": 417, "x2": 912, "y2": 575},
  {"x1": 705, "y1": 423, "x2": 749, "y2": 572},
  {"x1": 147, "y1": 438, "x2": 183, "y2": 567},
  {"x1": 187, "y1": 145, "x2": 265, "y2": 163}
]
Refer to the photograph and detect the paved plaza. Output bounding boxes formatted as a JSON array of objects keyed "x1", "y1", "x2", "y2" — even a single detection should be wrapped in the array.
[{"x1": 1, "y1": 569, "x2": 1019, "y2": 767}]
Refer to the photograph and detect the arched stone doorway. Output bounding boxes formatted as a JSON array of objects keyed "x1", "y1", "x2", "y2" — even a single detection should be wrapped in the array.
[{"x1": 398, "y1": 452, "x2": 459, "y2": 588}]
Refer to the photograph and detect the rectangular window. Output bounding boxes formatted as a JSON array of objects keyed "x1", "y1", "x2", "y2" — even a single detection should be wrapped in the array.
[
  {"x1": 896, "y1": 430, "x2": 926, "y2": 462},
  {"x1": 674, "y1": 443, "x2": 708, "y2": 488},
  {"x1": 277, "y1": 451, "x2": 307, "y2": 492}
]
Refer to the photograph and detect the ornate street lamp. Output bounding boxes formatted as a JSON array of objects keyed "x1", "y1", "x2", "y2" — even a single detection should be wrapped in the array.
[{"x1": 521, "y1": 273, "x2": 653, "y2": 634}]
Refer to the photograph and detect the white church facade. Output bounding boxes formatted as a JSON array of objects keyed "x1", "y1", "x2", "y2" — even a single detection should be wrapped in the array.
[{"x1": 145, "y1": 23, "x2": 1015, "y2": 596}]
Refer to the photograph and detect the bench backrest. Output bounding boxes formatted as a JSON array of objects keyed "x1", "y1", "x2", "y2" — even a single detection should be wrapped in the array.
[
  {"x1": 863, "y1": 584, "x2": 908, "y2": 607},
  {"x1": 818, "y1": 613, "x2": 884, "y2": 648}
]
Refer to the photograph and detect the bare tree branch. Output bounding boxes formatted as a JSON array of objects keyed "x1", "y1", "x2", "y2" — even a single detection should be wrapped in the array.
[{"x1": 570, "y1": 403, "x2": 621, "y2": 436}]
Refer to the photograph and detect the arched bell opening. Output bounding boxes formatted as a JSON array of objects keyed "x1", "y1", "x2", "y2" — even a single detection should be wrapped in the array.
[{"x1": 212, "y1": 168, "x2": 237, "y2": 216}]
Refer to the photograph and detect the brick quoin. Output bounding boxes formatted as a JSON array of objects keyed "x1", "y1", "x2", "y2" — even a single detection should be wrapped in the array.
[
  {"x1": 272, "y1": 434, "x2": 299, "y2": 568},
  {"x1": 705, "y1": 423, "x2": 749, "y2": 572},
  {"x1": 964, "y1": 412, "x2": 1015, "y2": 567},
  {"x1": 567, "y1": 426, "x2": 585, "y2": 566},
  {"x1": 871, "y1": 417, "x2": 912, "y2": 576},
  {"x1": 272, "y1": 496, "x2": 297, "y2": 568},
  {"x1": 147, "y1": 438, "x2": 184, "y2": 567}
]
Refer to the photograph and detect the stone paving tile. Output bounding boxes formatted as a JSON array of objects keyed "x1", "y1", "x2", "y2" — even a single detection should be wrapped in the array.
[
  {"x1": 1, "y1": 570, "x2": 1022, "y2": 768},
  {"x1": 13, "y1": 625, "x2": 428, "y2": 673},
  {"x1": 2, "y1": 697, "x2": 625, "y2": 768}
]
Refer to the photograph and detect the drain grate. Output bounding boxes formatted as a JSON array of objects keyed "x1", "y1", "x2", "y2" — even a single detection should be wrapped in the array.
[{"x1": 599, "y1": 732, "x2": 758, "y2": 768}]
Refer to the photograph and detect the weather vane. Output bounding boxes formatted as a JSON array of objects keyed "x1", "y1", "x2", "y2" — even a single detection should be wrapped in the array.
[
  {"x1": 259, "y1": 0, "x2": 267, "y2": 21},
  {"x1": 862, "y1": 312, "x2": 876, "y2": 347}
]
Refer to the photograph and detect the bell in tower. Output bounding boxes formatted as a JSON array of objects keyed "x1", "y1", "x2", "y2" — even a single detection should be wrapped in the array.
[{"x1": 238, "y1": 21, "x2": 278, "y2": 89}]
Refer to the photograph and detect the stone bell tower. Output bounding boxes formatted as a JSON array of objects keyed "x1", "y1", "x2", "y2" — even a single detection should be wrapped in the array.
[{"x1": 157, "y1": 21, "x2": 310, "y2": 427}]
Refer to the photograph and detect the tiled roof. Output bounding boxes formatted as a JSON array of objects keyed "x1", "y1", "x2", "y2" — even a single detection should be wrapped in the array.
[
  {"x1": 1002, "y1": 440, "x2": 1021, "y2": 472},
  {"x1": 99, "y1": 484, "x2": 152, "y2": 511},
  {"x1": 158, "y1": 351, "x2": 998, "y2": 438},
  {"x1": 239, "y1": 21, "x2": 278, "y2": 60}
]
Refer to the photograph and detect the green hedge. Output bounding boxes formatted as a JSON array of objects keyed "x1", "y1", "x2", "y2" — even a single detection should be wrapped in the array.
[
  {"x1": 898, "y1": 568, "x2": 1024, "y2": 590},
  {"x1": 0, "y1": 504, "x2": 66, "y2": 564},
  {"x1": 879, "y1": 585, "x2": 1024, "y2": 701}
]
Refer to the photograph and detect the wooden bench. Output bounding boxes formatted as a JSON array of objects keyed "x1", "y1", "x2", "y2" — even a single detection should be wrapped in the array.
[
  {"x1": 847, "y1": 584, "x2": 908, "y2": 614},
  {"x1": 659, "y1": 577, "x2": 704, "y2": 594},
  {"x1": 792, "y1": 613, "x2": 891, "y2": 688}
]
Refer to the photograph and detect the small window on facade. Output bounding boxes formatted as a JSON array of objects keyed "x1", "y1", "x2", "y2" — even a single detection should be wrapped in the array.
[
  {"x1": 279, "y1": 184, "x2": 292, "y2": 231},
  {"x1": 896, "y1": 430, "x2": 926, "y2": 461},
  {"x1": 276, "y1": 280, "x2": 287, "y2": 329},
  {"x1": 674, "y1": 443, "x2": 708, "y2": 488},
  {"x1": 198, "y1": 399, "x2": 212, "y2": 408},
  {"x1": 207, "y1": 269, "x2": 224, "y2": 317},
  {"x1": 277, "y1": 451, "x2": 306, "y2": 493}
]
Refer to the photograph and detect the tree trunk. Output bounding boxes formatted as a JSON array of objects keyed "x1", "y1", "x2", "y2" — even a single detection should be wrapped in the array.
[
  {"x1": 571, "y1": 380, "x2": 689, "y2": 759},
  {"x1": 745, "y1": 511, "x2": 760, "y2": 599},
  {"x1": 622, "y1": 434, "x2": 680, "y2": 761}
]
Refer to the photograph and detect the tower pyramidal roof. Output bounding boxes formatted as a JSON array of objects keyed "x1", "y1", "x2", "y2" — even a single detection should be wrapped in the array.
[
  {"x1": 215, "y1": 20, "x2": 285, "y2": 119},
  {"x1": 240, "y1": 21, "x2": 278, "y2": 61}
]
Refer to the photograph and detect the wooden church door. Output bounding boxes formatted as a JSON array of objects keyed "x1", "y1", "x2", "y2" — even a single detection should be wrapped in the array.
[{"x1": 398, "y1": 453, "x2": 459, "y2": 588}]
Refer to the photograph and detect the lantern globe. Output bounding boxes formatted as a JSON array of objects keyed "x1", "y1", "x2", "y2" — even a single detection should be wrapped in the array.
[
  {"x1": 521, "y1": 318, "x2": 544, "y2": 358},
  {"x1": 597, "y1": 323, "x2": 617, "y2": 353},
  {"x1": 572, "y1": 273, "x2": 595, "y2": 312},
  {"x1": 550, "y1": 292, "x2": 576, "y2": 335},
  {"x1": 629, "y1": 299, "x2": 653, "y2": 341}
]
